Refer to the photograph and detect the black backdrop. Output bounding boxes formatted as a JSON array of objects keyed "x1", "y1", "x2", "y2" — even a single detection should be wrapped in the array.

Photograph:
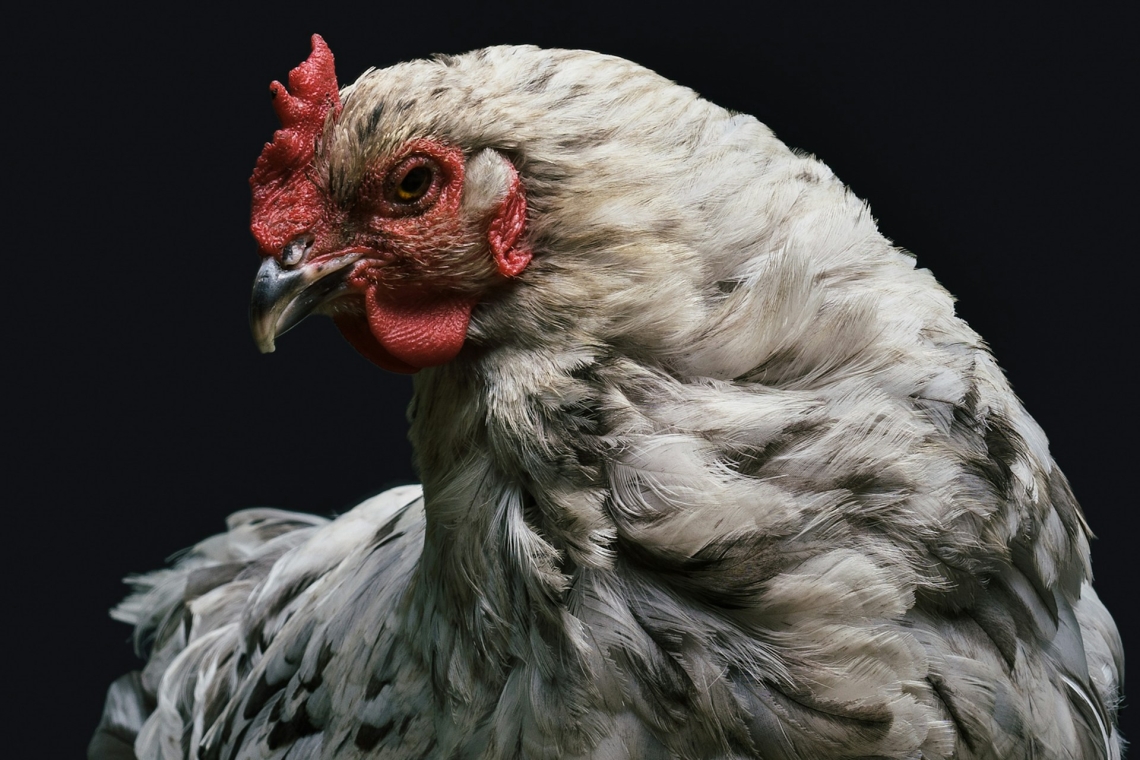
[{"x1": 10, "y1": 4, "x2": 1136, "y2": 755}]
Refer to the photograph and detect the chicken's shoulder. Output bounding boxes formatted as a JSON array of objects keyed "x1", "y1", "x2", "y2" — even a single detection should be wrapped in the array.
[{"x1": 89, "y1": 485, "x2": 425, "y2": 760}]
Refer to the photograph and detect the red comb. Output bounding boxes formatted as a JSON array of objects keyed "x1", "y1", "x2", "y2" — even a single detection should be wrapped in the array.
[{"x1": 250, "y1": 34, "x2": 342, "y2": 256}]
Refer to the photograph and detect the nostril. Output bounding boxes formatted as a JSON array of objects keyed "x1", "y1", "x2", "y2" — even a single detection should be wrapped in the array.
[{"x1": 281, "y1": 234, "x2": 315, "y2": 267}]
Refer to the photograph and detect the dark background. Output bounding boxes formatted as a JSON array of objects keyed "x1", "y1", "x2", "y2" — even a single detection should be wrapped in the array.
[{"x1": 9, "y1": 4, "x2": 1136, "y2": 756}]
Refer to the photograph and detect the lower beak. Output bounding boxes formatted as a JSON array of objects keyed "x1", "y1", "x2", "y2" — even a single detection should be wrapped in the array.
[{"x1": 249, "y1": 253, "x2": 361, "y2": 353}]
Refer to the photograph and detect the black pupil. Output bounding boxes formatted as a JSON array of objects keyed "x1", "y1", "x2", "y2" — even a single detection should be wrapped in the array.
[{"x1": 399, "y1": 166, "x2": 432, "y2": 199}]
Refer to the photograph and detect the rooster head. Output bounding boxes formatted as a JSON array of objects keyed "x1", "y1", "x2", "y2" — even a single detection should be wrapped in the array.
[{"x1": 249, "y1": 35, "x2": 531, "y2": 373}]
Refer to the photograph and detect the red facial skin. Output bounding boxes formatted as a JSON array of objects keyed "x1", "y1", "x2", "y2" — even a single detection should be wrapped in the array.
[
  {"x1": 250, "y1": 37, "x2": 531, "y2": 373},
  {"x1": 331, "y1": 138, "x2": 531, "y2": 373},
  {"x1": 336, "y1": 139, "x2": 482, "y2": 374}
]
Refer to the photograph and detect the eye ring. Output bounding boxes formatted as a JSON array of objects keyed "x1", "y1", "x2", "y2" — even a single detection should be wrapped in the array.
[{"x1": 384, "y1": 155, "x2": 442, "y2": 211}]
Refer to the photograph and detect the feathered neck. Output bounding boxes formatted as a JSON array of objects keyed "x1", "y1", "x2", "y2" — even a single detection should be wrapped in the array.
[{"x1": 398, "y1": 354, "x2": 603, "y2": 708}]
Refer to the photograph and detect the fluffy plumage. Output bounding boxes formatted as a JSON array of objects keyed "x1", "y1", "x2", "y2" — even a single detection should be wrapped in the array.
[{"x1": 92, "y1": 44, "x2": 1124, "y2": 759}]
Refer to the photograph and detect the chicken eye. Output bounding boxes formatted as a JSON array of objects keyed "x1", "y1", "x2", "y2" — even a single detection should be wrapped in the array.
[
  {"x1": 390, "y1": 163, "x2": 436, "y2": 203},
  {"x1": 396, "y1": 167, "x2": 432, "y2": 200},
  {"x1": 373, "y1": 152, "x2": 447, "y2": 216}
]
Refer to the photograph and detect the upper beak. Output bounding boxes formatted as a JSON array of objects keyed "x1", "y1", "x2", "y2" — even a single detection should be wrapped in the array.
[{"x1": 249, "y1": 253, "x2": 361, "y2": 353}]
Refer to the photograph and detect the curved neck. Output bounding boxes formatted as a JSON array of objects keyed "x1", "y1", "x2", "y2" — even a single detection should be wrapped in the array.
[{"x1": 399, "y1": 358, "x2": 596, "y2": 693}]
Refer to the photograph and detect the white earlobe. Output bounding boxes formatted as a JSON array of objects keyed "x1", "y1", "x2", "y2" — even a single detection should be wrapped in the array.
[{"x1": 460, "y1": 149, "x2": 513, "y2": 217}]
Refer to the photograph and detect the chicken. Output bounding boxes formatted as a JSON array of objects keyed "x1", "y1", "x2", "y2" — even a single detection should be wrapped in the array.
[{"x1": 90, "y1": 36, "x2": 1124, "y2": 760}]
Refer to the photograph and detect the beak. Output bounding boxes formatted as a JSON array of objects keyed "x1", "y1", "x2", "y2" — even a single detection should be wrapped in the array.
[{"x1": 250, "y1": 253, "x2": 361, "y2": 353}]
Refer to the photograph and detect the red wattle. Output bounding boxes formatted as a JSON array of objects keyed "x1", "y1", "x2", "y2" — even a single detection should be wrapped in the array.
[
  {"x1": 364, "y1": 287, "x2": 474, "y2": 369},
  {"x1": 333, "y1": 314, "x2": 419, "y2": 374}
]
